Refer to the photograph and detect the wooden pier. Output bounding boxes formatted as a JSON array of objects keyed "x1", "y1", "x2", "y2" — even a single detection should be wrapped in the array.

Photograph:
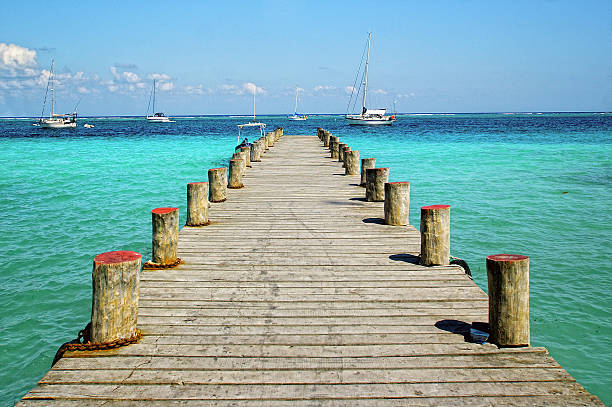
[{"x1": 19, "y1": 135, "x2": 602, "y2": 405}]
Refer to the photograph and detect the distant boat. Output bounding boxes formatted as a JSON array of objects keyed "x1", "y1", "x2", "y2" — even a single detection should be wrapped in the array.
[
  {"x1": 84, "y1": 124, "x2": 94, "y2": 128},
  {"x1": 345, "y1": 33, "x2": 395, "y2": 126},
  {"x1": 288, "y1": 86, "x2": 307, "y2": 121},
  {"x1": 38, "y1": 60, "x2": 77, "y2": 129},
  {"x1": 237, "y1": 87, "x2": 266, "y2": 148},
  {"x1": 146, "y1": 80, "x2": 172, "y2": 123}
]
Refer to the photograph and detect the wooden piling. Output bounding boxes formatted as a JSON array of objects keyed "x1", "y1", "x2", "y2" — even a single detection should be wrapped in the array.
[
  {"x1": 420, "y1": 205, "x2": 450, "y2": 266},
  {"x1": 342, "y1": 146, "x2": 351, "y2": 168},
  {"x1": 365, "y1": 167, "x2": 389, "y2": 202},
  {"x1": 144, "y1": 207, "x2": 180, "y2": 268},
  {"x1": 331, "y1": 139, "x2": 340, "y2": 159},
  {"x1": 228, "y1": 159, "x2": 244, "y2": 189},
  {"x1": 240, "y1": 146, "x2": 252, "y2": 167},
  {"x1": 337, "y1": 143, "x2": 347, "y2": 163},
  {"x1": 487, "y1": 254, "x2": 530, "y2": 347},
  {"x1": 267, "y1": 132, "x2": 275, "y2": 147},
  {"x1": 384, "y1": 182, "x2": 410, "y2": 226},
  {"x1": 360, "y1": 158, "x2": 376, "y2": 187},
  {"x1": 329, "y1": 135, "x2": 338, "y2": 152},
  {"x1": 186, "y1": 182, "x2": 210, "y2": 227},
  {"x1": 250, "y1": 141, "x2": 261, "y2": 162},
  {"x1": 208, "y1": 167, "x2": 227, "y2": 202},
  {"x1": 91, "y1": 251, "x2": 141, "y2": 343},
  {"x1": 345, "y1": 150, "x2": 360, "y2": 176},
  {"x1": 323, "y1": 130, "x2": 331, "y2": 147}
]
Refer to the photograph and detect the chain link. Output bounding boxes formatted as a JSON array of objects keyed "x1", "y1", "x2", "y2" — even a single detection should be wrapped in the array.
[
  {"x1": 143, "y1": 257, "x2": 182, "y2": 270},
  {"x1": 52, "y1": 322, "x2": 142, "y2": 367}
]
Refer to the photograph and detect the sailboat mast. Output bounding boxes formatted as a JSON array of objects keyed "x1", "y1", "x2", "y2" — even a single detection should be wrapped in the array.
[
  {"x1": 253, "y1": 90, "x2": 256, "y2": 120},
  {"x1": 50, "y1": 60, "x2": 55, "y2": 118},
  {"x1": 294, "y1": 87, "x2": 299, "y2": 115},
  {"x1": 362, "y1": 33, "x2": 371, "y2": 115},
  {"x1": 152, "y1": 79, "x2": 156, "y2": 114}
]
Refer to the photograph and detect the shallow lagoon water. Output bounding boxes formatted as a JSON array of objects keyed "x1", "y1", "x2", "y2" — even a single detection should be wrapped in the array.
[{"x1": 1, "y1": 113, "x2": 610, "y2": 405}]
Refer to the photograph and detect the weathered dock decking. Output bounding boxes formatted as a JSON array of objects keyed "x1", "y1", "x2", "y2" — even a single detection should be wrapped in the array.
[{"x1": 19, "y1": 135, "x2": 602, "y2": 405}]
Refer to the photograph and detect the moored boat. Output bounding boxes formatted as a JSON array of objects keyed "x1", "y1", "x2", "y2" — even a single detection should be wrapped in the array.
[{"x1": 38, "y1": 60, "x2": 77, "y2": 129}]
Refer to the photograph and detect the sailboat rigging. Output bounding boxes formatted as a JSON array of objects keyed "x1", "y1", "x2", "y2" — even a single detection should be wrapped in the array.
[
  {"x1": 146, "y1": 79, "x2": 172, "y2": 122},
  {"x1": 37, "y1": 60, "x2": 77, "y2": 129},
  {"x1": 288, "y1": 86, "x2": 307, "y2": 121},
  {"x1": 237, "y1": 86, "x2": 266, "y2": 148},
  {"x1": 345, "y1": 33, "x2": 395, "y2": 126}
]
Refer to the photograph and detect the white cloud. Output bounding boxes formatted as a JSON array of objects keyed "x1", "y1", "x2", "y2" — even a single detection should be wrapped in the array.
[
  {"x1": 0, "y1": 43, "x2": 36, "y2": 69},
  {"x1": 159, "y1": 81, "x2": 174, "y2": 91},
  {"x1": 110, "y1": 66, "x2": 141, "y2": 83},
  {"x1": 184, "y1": 84, "x2": 205, "y2": 95},
  {"x1": 345, "y1": 86, "x2": 357, "y2": 94},
  {"x1": 243, "y1": 82, "x2": 264, "y2": 95},
  {"x1": 77, "y1": 86, "x2": 90, "y2": 94},
  {"x1": 314, "y1": 85, "x2": 336, "y2": 92},
  {"x1": 148, "y1": 73, "x2": 171, "y2": 81},
  {"x1": 372, "y1": 89, "x2": 387, "y2": 95}
]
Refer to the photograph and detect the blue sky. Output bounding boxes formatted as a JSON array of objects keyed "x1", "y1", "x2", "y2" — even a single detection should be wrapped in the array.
[{"x1": 1, "y1": 0, "x2": 611, "y2": 116}]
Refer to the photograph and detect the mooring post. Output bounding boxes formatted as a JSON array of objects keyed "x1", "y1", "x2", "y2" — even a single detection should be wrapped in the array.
[
  {"x1": 345, "y1": 150, "x2": 360, "y2": 175},
  {"x1": 420, "y1": 205, "x2": 450, "y2": 266},
  {"x1": 384, "y1": 182, "x2": 410, "y2": 226},
  {"x1": 240, "y1": 146, "x2": 252, "y2": 167},
  {"x1": 337, "y1": 143, "x2": 347, "y2": 163},
  {"x1": 487, "y1": 254, "x2": 530, "y2": 347},
  {"x1": 250, "y1": 141, "x2": 261, "y2": 163},
  {"x1": 228, "y1": 159, "x2": 244, "y2": 189},
  {"x1": 324, "y1": 131, "x2": 331, "y2": 147},
  {"x1": 360, "y1": 158, "x2": 376, "y2": 187},
  {"x1": 365, "y1": 167, "x2": 389, "y2": 202},
  {"x1": 267, "y1": 131, "x2": 275, "y2": 147},
  {"x1": 329, "y1": 135, "x2": 338, "y2": 152},
  {"x1": 317, "y1": 128, "x2": 323, "y2": 141},
  {"x1": 342, "y1": 146, "x2": 351, "y2": 167},
  {"x1": 331, "y1": 139, "x2": 340, "y2": 159},
  {"x1": 275, "y1": 127, "x2": 283, "y2": 141},
  {"x1": 91, "y1": 251, "x2": 141, "y2": 343},
  {"x1": 186, "y1": 182, "x2": 210, "y2": 226},
  {"x1": 144, "y1": 207, "x2": 180, "y2": 268},
  {"x1": 208, "y1": 167, "x2": 227, "y2": 202}
]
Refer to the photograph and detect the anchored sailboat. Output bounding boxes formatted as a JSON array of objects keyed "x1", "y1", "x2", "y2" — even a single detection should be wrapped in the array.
[
  {"x1": 38, "y1": 60, "x2": 77, "y2": 129},
  {"x1": 146, "y1": 80, "x2": 172, "y2": 122},
  {"x1": 345, "y1": 33, "x2": 395, "y2": 126},
  {"x1": 288, "y1": 86, "x2": 307, "y2": 121},
  {"x1": 237, "y1": 86, "x2": 266, "y2": 148}
]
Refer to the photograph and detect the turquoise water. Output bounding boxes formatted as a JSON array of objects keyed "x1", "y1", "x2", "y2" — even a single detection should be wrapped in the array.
[{"x1": 1, "y1": 114, "x2": 610, "y2": 405}]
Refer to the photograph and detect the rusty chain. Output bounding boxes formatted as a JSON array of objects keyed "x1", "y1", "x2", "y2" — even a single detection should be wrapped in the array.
[
  {"x1": 52, "y1": 322, "x2": 142, "y2": 367},
  {"x1": 142, "y1": 257, "x2": 182, "y2": 270}
]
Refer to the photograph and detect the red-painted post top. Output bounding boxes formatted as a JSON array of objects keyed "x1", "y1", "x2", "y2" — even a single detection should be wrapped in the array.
[
  {"x1": 487, "y1": 254, "x2": 529, "y2": 262},
  {"x1": 421, "y1": 205, "x2": 451, "y2": 211},
  {"x1": 368, "y1": 167, "x2": 389, "y2": 171},
  {"x1": 209, "y1": 167, "x2": 226, "y2": 171},
  {"x1": 188, "y1": 181, "x2": 208, "y2": 185},
  {"x1": 152, "y1": 207, "x2": 178, "y2": 214},
  {"x1": 94, "y1": 250, "x2": 142, "y2": 265},
  {"x1": 388, "y1": 181, "x2": 410, "y2": 185}
]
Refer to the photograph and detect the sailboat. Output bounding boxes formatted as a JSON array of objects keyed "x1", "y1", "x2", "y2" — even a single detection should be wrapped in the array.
[
  {"x1": 237, "y1": 87, "x2": 266, "y2": 148},
  {"x1": 38, "y1": 60, "x2": 77, "y2": 129},
  {"x1": 288, "y1": 86, "x2": 307, "y2": 121},
  {"x1": 146, "y1": 80, "x2": 172, "y2": 122},
  {"x1": 345, "y1": 33, "x2": 395, "y2": 126}
]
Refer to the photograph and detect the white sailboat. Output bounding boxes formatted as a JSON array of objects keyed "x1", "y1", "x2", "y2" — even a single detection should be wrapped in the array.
[
  {"x1": 288, "y1": 86, "x2": 307, "y2": 121},
  {"x1": 146, "y1": 80, "x2": 172, "y2": 122},
  {"x1": 38, "y1": 60, "x2": 77, "y2": 129},
  {"x1": 345, "y1": 33, "x2": 396, "y2": 126},
  {"x1": 237, "y1": 87, "x2": 266, "y2": 148}
]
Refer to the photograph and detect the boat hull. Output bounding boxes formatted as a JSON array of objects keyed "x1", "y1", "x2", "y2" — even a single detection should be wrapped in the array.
[
  {"x1": 346, "y1": 116, "x2": 395, "y2": 126},
  {"x1": 146, "y1": 116, "x2": 171, "y2": 123},
  {"x1": 288, "y1": 116, "x2": 307, "y2": 121},
  {"x1": 40, "y1": 120, "x2": 77, "y2": 129}
]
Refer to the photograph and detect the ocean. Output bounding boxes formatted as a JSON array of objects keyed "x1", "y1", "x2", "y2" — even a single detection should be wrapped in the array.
[{"x1": 1, "y1": 113, "x2": 610, "y2": 405}]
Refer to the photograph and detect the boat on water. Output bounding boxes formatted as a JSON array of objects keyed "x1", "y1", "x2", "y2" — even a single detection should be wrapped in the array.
[
  {"x1": 38, "y1": 60, "x2": 77, "y2": 129},
  {"x1": 288, "y1": 86, "x2": 307, "y2": 121},
  {"x1": 345, "y1": 33, "x2": 395, "y2": 126},
  {"x1": 237, "y1": 87, "x2": 266, "y2": 149},
  {"x1": 146, "y1": 80, "x2": 172, "y2": 123}
]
